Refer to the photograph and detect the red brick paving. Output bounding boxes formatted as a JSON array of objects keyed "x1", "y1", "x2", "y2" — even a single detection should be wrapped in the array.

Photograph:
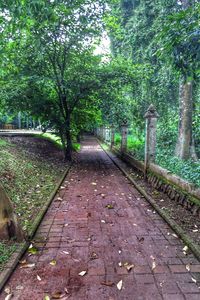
[{"x1": 1, "y1": 137, "x2": 200, "y2": 300}]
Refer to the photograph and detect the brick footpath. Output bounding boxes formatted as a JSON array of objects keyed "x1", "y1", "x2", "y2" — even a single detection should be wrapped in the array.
[{"x1": 1, "y1": 137, "x2": 200, "y2": 300}]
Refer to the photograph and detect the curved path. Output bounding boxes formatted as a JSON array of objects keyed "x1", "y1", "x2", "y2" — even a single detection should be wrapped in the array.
[{"x1": 1, "y1": 137, "x2": 200, "y2": 300}]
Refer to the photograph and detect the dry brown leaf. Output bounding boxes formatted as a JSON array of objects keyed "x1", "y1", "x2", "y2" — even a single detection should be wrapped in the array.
[
  {"x1": 90, "y1": 252, "x2": 98, "y2": 260},
  {"x1": 124, "y1": 263, "x2": 134, "y2": 272},
  {"x1": 52, "y1": 292, "x2": 66, "y2": 299},
  {"x1": 20, "y1": 263, "x2": 35, "y2": 269},
  {"x1": 19, "y1": 259, "x2": 27, "y2": 265}
]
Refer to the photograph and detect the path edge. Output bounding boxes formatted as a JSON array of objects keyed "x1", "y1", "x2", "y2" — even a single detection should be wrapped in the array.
[
  {"x1": 0, "y1": 164, "x2": 71, "y2": 292},
  {"x1": 99, "y1": 142, "x2": 200, "y2": 262}
]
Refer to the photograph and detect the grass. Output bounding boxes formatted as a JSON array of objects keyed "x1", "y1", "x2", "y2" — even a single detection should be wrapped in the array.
[
  {"x1": 37, "y1": 132, "x2": 81, "y2": 151},
  {"x1": 0, "y1": 242, "x2": 18, "y2": 271},
  {"x1": 156, "y1": 148, "x2": 200, "y2": 187},
  {"x1": 0, "y1": 136, "x2": 65, "y2": 270}
]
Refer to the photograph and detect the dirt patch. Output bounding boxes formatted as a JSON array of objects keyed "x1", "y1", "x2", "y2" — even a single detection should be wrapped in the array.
[{"x1": 124, "y1": 163, "x2": 200, "y2": 246}]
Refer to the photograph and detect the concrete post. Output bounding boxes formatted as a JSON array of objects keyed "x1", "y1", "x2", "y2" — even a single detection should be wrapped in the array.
[
  {"x1": 110, "y1": 125, "x2": 115, "y2": 149},
  {"x1": 144, "y1": 104, "x2": 159, "y2": 179},
  {"x1": 100, "y1": 126, "x2": 103, "y2": 140},
  {"x1": 101, "y1": 126, "x2": 106, "y2": 141},
  {"x1": 121, "y1": 123, "x2": 128, "y2": 153},
  {"x1": 105, "y1": 127, "x2": 110, "y2": 142}
]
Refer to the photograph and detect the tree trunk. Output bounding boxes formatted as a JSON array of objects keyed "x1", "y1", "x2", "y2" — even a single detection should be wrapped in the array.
[
  {"x1": 175, "y1": 78, "x2": 197, "y2": 160},
  {"x1": 65, "y1": 114, "x2": 72, "y2": 161},
  {"x1": 0, "y1": 184, "x2": 23, "y2": 241}
]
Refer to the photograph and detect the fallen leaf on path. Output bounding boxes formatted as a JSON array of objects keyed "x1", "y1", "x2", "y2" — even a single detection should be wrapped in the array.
[
  {"x1": 62, "y1": 251, "x2": 69, "y2": 255},
  {"x1": 172, "y1": 234, "x2": 178, "y2": 238},
  {"x1": 56, "y1": 197, "x2": 63, "y2": 201},
  {"x1": 137, "y1": 237, "x2": 144, "y2": 243},
  {"x1": 78, "y1": 271, "x2": 87, "y2": 276},
  {"x1": 4, "y1": 287, "x2": 11, "y2": 295},
  {"x1": 101, "y1": 281, "x2": 114, "y2": 287},
  {"x1": 52, "y1": 292, "x2": 66, "y2": 299},
  {"x1": 152, "y1": 261, "x2": 156, "y2": 271},
  {"x1": 105, "y1": 204, "x2": 114, "y2": 209},
  {"x1": 15, "y1": 286, "x2": 23, "y2": 290},
  {"x1": 191, "y1": 277, "x2": 197, "y2": 283},
  {"x1": 50, "y1": 260, "x2": 57, "y2": 266},
  {"x1": 44, "y1": 296, "x2": 50, "y2": 300},
  {"x1": 19, "y1": 259, "x2": 27, "y2": 264},
  {"x1": 186, "y1": 264, "x2": 190, "y2": 272},
  {"x1": 90, "y1": 252, "x2": 98, "y2": 260},
  {"x1": 5, "y1": 294, "x2": 13, "y2": 300},
  {"x1": 183, "y1": 245, "x2": 189, "y2": 255},
  {"x1": 91, "y1": 182, "x2": 97, "y2": 186},
  {"x1": 20, "y1": 263, "x2": 35, "y2": 269},
  {"x1": 117, "y1": 280, "x2": 123, "y2": 290},
  {"x1": 183, "y1": 246, "x2": 188, "y2": 252},
  {"x1": 101, "y1": 220, "x2": 106, "y2": 223},
  {"x1": 28, "y1": 246, "x2": 38, "y2": 255},
  {"x1": 37, "y1": 275, "x2": 42, "y2": 281},
  {"x1": 124, "y1": 263, "x2": 134, "y2": 272}
]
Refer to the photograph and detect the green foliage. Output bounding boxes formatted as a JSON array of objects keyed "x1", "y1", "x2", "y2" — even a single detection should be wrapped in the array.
[
  {"x1": 0, "y1": 138, "x2": 8, "y2": 147},
  {"x1": 156, "y1": 148, "x2": 200, "y2": 187},
  {"x1": 0, "y1": 242, "x2": 18, "y2": 270}
]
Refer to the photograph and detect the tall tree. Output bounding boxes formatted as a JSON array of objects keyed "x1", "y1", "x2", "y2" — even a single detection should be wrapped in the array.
[{"x1": 0, "y1": 0, "x2": 106, "y2": 160}]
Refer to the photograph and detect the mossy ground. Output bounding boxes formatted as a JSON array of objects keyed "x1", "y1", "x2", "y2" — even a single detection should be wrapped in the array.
[{"x1": 0, "y1": 136, "x2": 66, "y2": 270}]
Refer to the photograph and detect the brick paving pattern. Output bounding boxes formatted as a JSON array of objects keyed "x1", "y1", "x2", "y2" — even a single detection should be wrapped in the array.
[{"x1": 1, "y1": 137, "x2": 200, "y2": 300}]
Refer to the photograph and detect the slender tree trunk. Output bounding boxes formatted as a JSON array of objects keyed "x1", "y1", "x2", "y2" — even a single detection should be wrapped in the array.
[
  {"x1": 65, "y1": 113, "x2": 72, "y2": 161},
  {"x1": 175, "y1": 77, "x2": 197, "y2": 160},
  {"x1": 0, "y1": 184, "x2": 23, "y2": 241}
]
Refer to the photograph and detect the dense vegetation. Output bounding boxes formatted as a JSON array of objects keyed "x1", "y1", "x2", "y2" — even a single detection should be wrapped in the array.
[{"x1": 103, "y1": 0, "x2": 200, "y2": 186}]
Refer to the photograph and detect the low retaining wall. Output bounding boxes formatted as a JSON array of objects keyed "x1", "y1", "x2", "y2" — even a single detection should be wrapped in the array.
[{"x1": 111, "y1": 146, "x2": 200, "y2": 217}]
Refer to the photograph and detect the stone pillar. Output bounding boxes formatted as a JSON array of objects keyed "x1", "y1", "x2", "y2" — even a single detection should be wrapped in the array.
[
  {"x1": 121, "y1": 123, "x2": 128, "y2": 153},
  {"x1": 18, "y1": 112, "x2": 21, "y2": 129},
  {"x1": 144, "y1": 104, "x2": 159, "y2": 179},
  {"x1": 100, "y1": 126, "x2": 103, "y2": 140},
  {"x1": 105, "y1": 127, "x2": 110, "y2": 142},
  {"x1": 110, "y1": 125, "x2": 115, "y2": 149}
]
